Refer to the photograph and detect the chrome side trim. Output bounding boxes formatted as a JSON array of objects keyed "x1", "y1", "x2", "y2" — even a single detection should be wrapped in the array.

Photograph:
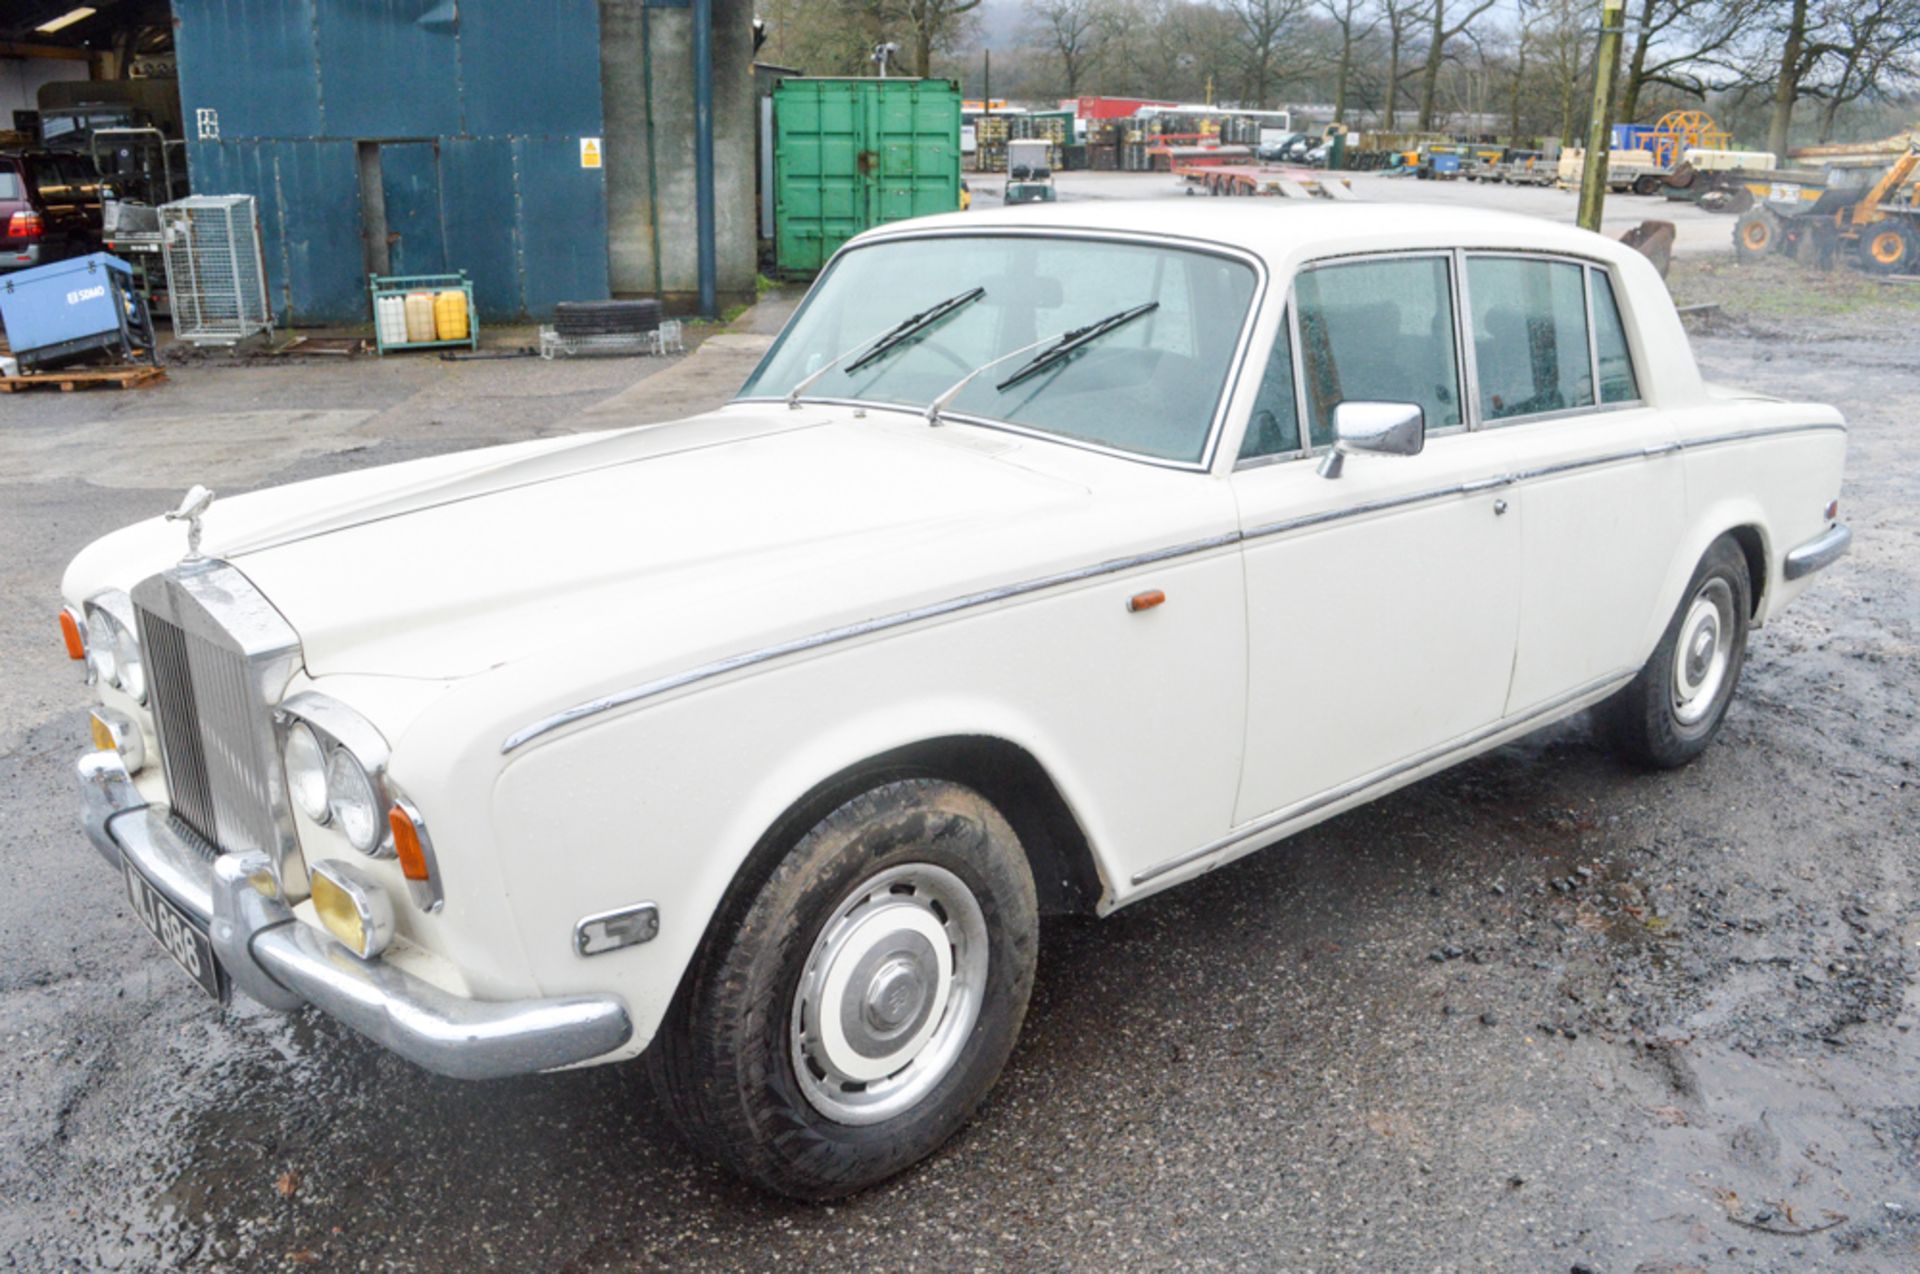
[
  {"x1": 1678, "y1": 421, "x2": 1847, "y2": 449},
  {"x1": 501, "y1": 422, "x2": 1844, "y2": 755},
  {"x1": 1130, "y1": 668, "x2": 1636, "y2": 886},
  {"x1": 1783, "y1": 522, "x2": 1851, "y2": 580},
  {"x1": 502, "y1": 530, "x2": 1244, "y2": 753}
]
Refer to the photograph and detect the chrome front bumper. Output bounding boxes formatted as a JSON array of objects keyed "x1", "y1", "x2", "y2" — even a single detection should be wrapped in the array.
[
  {"x1": 1784, "y1": 522, "x2": 1852, "y2": 581},
  {"x1": 79, "y1": 751, "x2": 632, "y2": 1079}
]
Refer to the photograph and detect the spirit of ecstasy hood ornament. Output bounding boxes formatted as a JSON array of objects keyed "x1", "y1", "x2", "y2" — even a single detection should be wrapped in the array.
[{"x1": 166, "y1": 485, "x2": 215, "y2": 562}]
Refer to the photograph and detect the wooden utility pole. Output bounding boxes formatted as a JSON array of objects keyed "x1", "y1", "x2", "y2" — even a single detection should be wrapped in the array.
[{"x1": 1577, "y1": 0, "x2": 1626, "y2": 232}]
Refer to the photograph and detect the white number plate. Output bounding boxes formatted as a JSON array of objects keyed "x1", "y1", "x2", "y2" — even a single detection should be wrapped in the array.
[{"x1": 125, "y1": 862, "x2": 228, "y2": 1002}]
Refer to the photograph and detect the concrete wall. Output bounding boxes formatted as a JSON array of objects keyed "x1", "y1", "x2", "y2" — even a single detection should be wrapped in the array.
[{"x1": 600, "y1": 0, "x2": 757, "y2": 310}]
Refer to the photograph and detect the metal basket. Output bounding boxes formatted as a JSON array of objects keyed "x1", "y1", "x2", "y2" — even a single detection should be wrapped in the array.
[{"x1": 158, "y1": 195, "x2": 273, "y2": 345}]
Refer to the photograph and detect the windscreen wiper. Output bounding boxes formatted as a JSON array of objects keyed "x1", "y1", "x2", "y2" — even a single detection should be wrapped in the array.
[
  {"x1": 993, "y1": 301, "x2": 1157, "y2": 392},
  {"x1": 786, "y1": 286, "x2": 986, "y2": 409}
]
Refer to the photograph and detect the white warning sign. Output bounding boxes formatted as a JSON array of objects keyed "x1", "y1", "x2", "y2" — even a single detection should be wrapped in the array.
[{"x1": 580, "y1": 137, "x2": 603, "y2": 169}]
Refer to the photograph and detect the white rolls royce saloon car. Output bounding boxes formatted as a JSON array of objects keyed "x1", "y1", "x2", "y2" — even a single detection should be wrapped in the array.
[{"x1": 63, "y1": 204, "x2": 1850, "y2": 1197}]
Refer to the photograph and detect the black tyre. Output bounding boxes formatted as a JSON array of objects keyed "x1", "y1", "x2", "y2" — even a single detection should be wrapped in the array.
[
  {"x1": 1632, "y1": 173, "x2": 1663, "y2": 197},
  {"x1": 1599, "y1": 536, "x2": 1752, "y2": 769},
  {"x1": 648, "y1": 778, "x2": 1038, "y2": 1199},
  {"x1": 1734, "y1": 207, "x2": 1781, "y2": 262},
  {"x1": 554, "y1": 299, "x2": 662, "y2": 335},
  {"x1": 1857, "y1": 222, "x2": 1918, "y2": 275}
]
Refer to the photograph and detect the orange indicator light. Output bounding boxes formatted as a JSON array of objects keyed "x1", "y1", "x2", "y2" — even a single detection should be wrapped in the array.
[
  {"x1": 390, "y1": 806, "x2": 431, "y2": 882},
  {"x1": 60, "y1": 609, "x2": 86, "y2": 660},
  {"x1": 1127, "y1": 589, "x2": 1166, "y2": 613}
]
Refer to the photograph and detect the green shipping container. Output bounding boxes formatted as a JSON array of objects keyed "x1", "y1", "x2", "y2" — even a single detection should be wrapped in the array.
[{"x1": 773, "y1": 77, "x2": 963, "y2": 277}]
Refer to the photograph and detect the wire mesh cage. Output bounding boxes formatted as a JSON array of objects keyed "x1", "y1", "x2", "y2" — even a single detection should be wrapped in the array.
[{"x1": 158, "y1": 195, "x2": 273, "y2": 344}]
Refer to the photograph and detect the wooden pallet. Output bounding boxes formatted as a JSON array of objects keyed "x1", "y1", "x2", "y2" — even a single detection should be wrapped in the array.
[{"x1": 0, "y1": 365, "x2": 167, "y2": 393}]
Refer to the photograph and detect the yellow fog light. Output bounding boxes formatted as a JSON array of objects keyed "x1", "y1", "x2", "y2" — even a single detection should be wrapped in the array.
[
  {"x1": 89, "y1": 707, "x2": 145, "y2": 773},
  {"x1": 310, "y1": 859, "x2": 396, "y2": 960}
]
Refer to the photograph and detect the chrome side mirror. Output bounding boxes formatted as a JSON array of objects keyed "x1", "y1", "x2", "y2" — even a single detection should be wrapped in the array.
[{"x1": 1316, "y1": 401, "x2": 1426, "y2": 479}]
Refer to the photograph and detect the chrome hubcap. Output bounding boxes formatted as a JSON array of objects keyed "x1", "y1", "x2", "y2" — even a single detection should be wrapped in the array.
[
  {"x1": 792, "y1": 862, "x2": 988, "y2": 1126},
  {"x1": 1671, "y1": 577, "x2": 1734, "y2": 726}
]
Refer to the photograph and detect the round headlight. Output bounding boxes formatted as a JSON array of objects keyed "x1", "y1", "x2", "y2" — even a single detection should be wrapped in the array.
[
  {"x1": 85, "y1": 605, "x2": 120, "y2": 686},
  {"x1": 109, "y1": 619, "x2": 145, "y2": 703},
  {"x1": 283, "y1": 722, "x2": 330, "y2": 823},
  {"x1": 325, "y1": 746, "x2": 383, "y2": 854}
]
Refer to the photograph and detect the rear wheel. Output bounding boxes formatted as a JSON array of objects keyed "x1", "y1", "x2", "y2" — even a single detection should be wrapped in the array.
[
  {"x1": 1599, "y1": 536, "x2": 1752, "y2": 769},
  {"x1": 1857, "y1": 222, "x2": 1917, "y2": 275},
  {"x1": 1734, "y1": 207, "x2": 1781, "y2": 262},
  {"x1": 1632, "y1": 173, "x2": 1663, "y2": 196},
  {"x1": 648, "y1": 778, "x2": 1038, "y2": 1199}
]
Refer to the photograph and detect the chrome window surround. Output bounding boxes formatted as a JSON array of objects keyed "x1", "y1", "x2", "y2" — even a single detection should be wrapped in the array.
[
  {"x1": 500, "y1": 422, "x2": 1844, "y2": 755},
  {"x1": 1232, "y1": 248, "x2": 1649, "y2": 471},
  {"x1": 732, "y1": 226, "x2": 1271, "y2": 474},
  {"x1": 275, "y1": 690, "x2": 398, "y2": 861},
  {"x1": 131, "y1": 559, "x2": 309, "y2": 899}
]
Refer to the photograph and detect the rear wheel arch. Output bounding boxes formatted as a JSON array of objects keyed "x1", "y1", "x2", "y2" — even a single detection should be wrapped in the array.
[{"x1": 1725, "y1": 523, "x2": 1768, "y2": 618}]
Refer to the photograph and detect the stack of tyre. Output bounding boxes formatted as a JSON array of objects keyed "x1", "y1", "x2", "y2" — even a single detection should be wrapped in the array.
[{"x1": 554, "y1": 299, "x2": 664, "y2": 338}]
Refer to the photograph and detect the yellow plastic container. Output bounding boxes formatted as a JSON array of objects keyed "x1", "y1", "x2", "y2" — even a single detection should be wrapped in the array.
[
  {"x1": 403, "y1": 291, "x2": 436, "y2": 344},
  {"x1": 433, "y1": 289, "x2": 470, "y2": 341}
]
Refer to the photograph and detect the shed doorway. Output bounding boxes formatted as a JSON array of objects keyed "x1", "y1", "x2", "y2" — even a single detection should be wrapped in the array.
[{"x1": 357, "y1": 140, "x2": 448, "y2": 280}]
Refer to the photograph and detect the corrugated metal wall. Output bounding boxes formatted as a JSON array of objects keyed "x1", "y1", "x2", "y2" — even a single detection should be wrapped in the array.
[{"x1": 172, "y1": 0, "x2": 610, "y2": 324}]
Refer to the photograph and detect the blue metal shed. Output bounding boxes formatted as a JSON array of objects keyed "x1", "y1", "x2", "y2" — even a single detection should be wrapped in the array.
[{"x1": 171, "y1": 0, "x2": 611, "y2": 324}]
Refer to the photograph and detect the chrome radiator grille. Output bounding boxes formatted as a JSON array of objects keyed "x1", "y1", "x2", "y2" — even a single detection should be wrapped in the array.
[
  {"x1": 139, "y1": 607, "x2": 276, "y2": 851},
  {"x1": 130, "y1": 564, "x2": 304, "y2": 889}
]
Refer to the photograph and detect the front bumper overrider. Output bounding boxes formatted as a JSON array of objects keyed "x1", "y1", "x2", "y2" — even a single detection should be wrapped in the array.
[{"x1": 79, "y1": 750, "x2": 631, "y2": 1079}]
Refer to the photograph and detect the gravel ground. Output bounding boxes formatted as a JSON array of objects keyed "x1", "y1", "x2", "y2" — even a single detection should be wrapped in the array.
[{"x1": 0, "y1": 246, "x2": 1915, "y2": 1272}]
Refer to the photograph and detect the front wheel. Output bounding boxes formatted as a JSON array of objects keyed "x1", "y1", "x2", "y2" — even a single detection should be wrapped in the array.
[
  {"x1": 1599, "y1": 536, "x2": 1752, "y2": 769},
  {"x1": 648, "y1": 778, "x2": 1038, "y2": 1199}
]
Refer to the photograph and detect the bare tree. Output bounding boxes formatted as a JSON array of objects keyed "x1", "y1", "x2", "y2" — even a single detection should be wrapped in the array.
[
  {"x1": 1026, "y1": 0, "x2": 1107, "y2": 96},
  {"x1": 894, "y1": 0, "x2": 984, "y2": 77},
  {"x1": 1804, "y1": 0, "x2": 1920, "y2": 141},
  {"x1": 1320, "y1": 0, "x2": 1382, "y2": 122},
  {"x1": 1381, "y1": 0, "x2": 1429, "y2": 128},
  {"x1": 1613, "y1": 0, "x2": 1746, "y2": 123},
  {"x1": 1229, "y1": 0, "x2": 1310, "y2": 108},
  {"x1": 1417, "y1": 0, "x2": 1499, "y2": 129}
]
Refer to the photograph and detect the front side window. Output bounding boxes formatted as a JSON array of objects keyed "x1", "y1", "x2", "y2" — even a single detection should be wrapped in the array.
[
  {"x1": 1590, "y1": 269, "x2": 1639, "y2": 403},
  {"x1": 740, "y1": 235, "x2": 1259, "y2": 465},
  {"x1": 1467, "y1": 256, "x2": 1595, "y2": 422},
  {"x1": 1294, "y1": 256, "x2": 1462, "y2": 447}
]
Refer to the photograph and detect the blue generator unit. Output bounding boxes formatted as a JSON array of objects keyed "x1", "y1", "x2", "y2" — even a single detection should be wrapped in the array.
[{"x1": 0, "y1": 253, "x2": 158, "y2": 373}]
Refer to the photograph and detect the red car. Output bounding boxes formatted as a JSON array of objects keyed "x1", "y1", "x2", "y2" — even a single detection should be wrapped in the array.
[{"x1": 1, "y1": 150, "x2": 104, "y2": 273}]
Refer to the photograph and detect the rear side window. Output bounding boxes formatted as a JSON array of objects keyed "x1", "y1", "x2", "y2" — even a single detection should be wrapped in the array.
[
  {"x1": 1294, "y1": 256, "x2": 1462, "y2": 446},
  {"x1": 1466, "y1": 256, "x2": 1594, "y2": 422},
  {"x1": 1590, "y1": 269, "x2": 1639, "y2": 403},
  {"x1": 0, "y1": 170, "x2": 19, "y2": 200}
]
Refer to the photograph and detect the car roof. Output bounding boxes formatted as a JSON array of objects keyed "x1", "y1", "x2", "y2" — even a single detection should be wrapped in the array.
[{"x1": 856, "y1": 200, "x2": 1641, "y2": 273}]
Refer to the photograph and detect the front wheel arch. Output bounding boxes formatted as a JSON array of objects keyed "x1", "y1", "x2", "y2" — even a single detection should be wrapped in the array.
[{"x1": 653, "y1": 735, "x2": 1105, "y2": 1054}]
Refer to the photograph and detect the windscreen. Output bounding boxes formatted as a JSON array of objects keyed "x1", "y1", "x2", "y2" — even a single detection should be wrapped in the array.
[{"x1": 739, "y1": 235, "x2": 1259, "y2": 464}]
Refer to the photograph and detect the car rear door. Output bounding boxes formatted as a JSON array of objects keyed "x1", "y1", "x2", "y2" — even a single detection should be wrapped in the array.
[
  {"x1": 1226, "y1": 252, "x2": 1523, "y2": 830},
  {"x1": 1456, "y1": 254, "x2": 1683, "y2": 713}
]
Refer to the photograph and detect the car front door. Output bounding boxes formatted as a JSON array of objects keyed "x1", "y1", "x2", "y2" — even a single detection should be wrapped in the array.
[
  {"x1": 1456, "y1": 254, "x2": 1683, "y2": 712},
  {"x1": 1225, "y1": 253, "x2": 1524, "y2": 831}
]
